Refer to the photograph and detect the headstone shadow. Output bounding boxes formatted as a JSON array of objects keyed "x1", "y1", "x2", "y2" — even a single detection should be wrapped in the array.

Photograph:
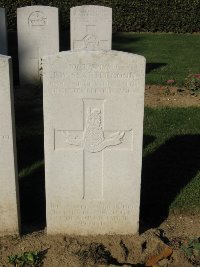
[
  {"x1": 113, "y1": 33, "x2": 144, "y2": 53},
  {"x1": 0, "y1": 8, "x2": 7, "y2": 55},
  {"x1": 140, "y1": 134, "x2": 200, "y2": 232},
  {"x1": 14, "y1": 86, "x2": 45, "y2": 234},
  {"x1": 8, "y1": 31, "x2": 19, "y2": 84},
  {"x1": 19, "y1": 162, "x2": 46, "y2": 234},
  {"x1": 146, "y1": 63, "x2": 167, "y2": 74},
  {"x1": 17, "y1": 135, "x2": 45, "y2": 235},
  {"x1": 143, "y1": 135, "x2": 156, "y2": 149},
  {"x1": 113, "y1": 34, "x2": 167, "y2": 75},
  {"x1": 60, "y1": 30, "x2": 70, "y2": 51}
]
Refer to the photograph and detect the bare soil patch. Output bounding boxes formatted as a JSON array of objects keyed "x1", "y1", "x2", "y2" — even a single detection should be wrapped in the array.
[
  {"x1": 1, "y1": 214, "x2": 200, "y2": 266},
  {"x1": 145, "y1": 85, "x2": 200, "y2": 107}
]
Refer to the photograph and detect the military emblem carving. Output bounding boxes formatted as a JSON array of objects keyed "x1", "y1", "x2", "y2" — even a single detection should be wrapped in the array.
[
  {"x1": 28, "y1": 11, "x2": 47, "y2": 27},
  {"x1": 62, "y1": 107, "x2": 125, "y2": 153}
]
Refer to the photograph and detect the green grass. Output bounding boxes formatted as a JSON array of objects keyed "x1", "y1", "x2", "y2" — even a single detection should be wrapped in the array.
[
  {"x1": 141, "y1": 107, "x2": 200, "y2": 224},
  {"x1": 113, "y1": 33, "x2": 200, "y2": 86}
]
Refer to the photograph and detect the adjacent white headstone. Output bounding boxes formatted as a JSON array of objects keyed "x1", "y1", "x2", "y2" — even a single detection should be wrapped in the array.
[
  {"x1": 0, "y1": 55, "x2": 20, "y2": 236},
  {"x1": 43, "y1": 50, "x2": 146, "y2": 235},
  {"x1": 0, "y1": 8, "x2": 8, "y2": 55},
  {"x1": 17, "y1": 6, "x2": 59, "y2": 85},
  {"x1": 70, "y1": 5, "x2": 112, "y2": 51}
]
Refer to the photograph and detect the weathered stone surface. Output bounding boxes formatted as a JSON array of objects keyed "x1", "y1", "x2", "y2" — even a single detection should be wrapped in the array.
[
  {"x1": 0, "y1": 55, "x2": 20, "y2": 236},
  {"x1": 43, "y1": 50, "x2": 145, "y2": 235},
  {"x1": 0, "y1": 8, "x2": 8, "y2": 55},
  {"x1": 70, "y1": 5, "x2": 112, "y2": 51},
  {"x1": 17, "y1": 6, "x2": 59, "y2": 85}
]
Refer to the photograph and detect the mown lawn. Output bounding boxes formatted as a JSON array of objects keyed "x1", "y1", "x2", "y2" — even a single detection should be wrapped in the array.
[{"x1": 113, "y1": 33, "x2": 200, "y2": 86}]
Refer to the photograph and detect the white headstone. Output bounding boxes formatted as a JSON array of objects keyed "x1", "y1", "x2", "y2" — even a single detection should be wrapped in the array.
[
  {"x1": 70, "y1": 5, "x2": 112, "y2": 51},
  {"x1": 43, "y1": 50, "x2": 146, "y2": 235},
  {"x1": 17, "y1": 6, "x2": 59, "y2": 85},
  {"x1": 0, "y1": 55, "x2": 20, "y2": 236},
  {"x1": 0, "y1": 8, "x2": 8, "y2": 55}
]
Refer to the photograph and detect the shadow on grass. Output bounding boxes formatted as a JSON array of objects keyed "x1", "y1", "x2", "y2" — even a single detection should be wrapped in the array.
[
  {"x1": 60, "y1": 30, "x2": 70, "y2": 51},
  {"x1": 113, "y1": 33, "x2": 167, "y2": 74},
  {"x1": 140, "y1": 134, "x2": 200, "y2": 232},
  {"x1": 113, "y1": 32, "x2": 144, "y2": 53},
  {"x1": 143, "y1": 135, "x2": 156, "y2": 149},
  {"x1": 17, "y1": 136, "x2": 46, "y2": 235},
  {"x1": 146, "y1": 63, "x2": 167, "y2": 74},
  {"x1": 17, "y1": 136, "x2": 44, "y2": 171},
  {"x1": 19, "y1": 163, "x2": 46, "y2": 235},
  {"x1": 17, "y1": 137, "x2": 45, "y2": 234},
  {"x1": 14, "y1": 86, "x2": 45, "y2": 234}
]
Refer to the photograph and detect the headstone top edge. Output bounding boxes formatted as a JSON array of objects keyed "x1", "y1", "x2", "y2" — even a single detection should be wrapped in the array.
[
  {"x1": 43, "y1": 50, "x2": 146, "y2": 63},
  {"x1": 71, "y1": 5, "x2": 112, "y2": 10},
  {"x1": 17, "y1": 5, "x2": 58, "y2": 11},
  {"x1": 0, "y1": 7, "x2": 5, "y2": 11},
  {"x1": 0, "y1": 54, "x2": 11, "y2": 60}
]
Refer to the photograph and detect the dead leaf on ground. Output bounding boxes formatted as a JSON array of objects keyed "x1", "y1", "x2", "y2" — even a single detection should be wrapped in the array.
[{"x1": 145, "y1": 246, "x2": 173, "y2": 267}]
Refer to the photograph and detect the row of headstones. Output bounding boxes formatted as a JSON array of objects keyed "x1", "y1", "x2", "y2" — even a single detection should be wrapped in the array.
[
  {"x1": 0, "y1": 5, "x2": 112, "y2": 85},
  {"x1": 0, "y1": 5, "x2": 146, "y2": 237}
]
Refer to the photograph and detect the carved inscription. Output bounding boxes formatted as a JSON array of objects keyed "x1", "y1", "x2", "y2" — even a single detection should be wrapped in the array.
[
  {"x1": 49, "y1": 202, "x2": 134, "y2": 226},
  {"x1": 52, "y1": 87, "x2": 131, "y2": 95},
  {"x1": 28, "y1": 11, "x2": 47, "y2": 27},
  {"x1": 46, "y1": 63, "x2": 137, "y2": 95},
  {"x1": 72, "y1": 7, "x2": 111, "y2": 19},
  {"x1": 0, "y1": 135, "x2": 9, "y2": 140}
]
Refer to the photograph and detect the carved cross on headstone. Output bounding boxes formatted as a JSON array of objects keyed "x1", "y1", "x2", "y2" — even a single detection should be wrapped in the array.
[
  {"x1": 55, "y1": 99, "x2": 133, "y2": 200},
  {"x1": 73, "y1": 25, "x2": 109, "y2": 50}
]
